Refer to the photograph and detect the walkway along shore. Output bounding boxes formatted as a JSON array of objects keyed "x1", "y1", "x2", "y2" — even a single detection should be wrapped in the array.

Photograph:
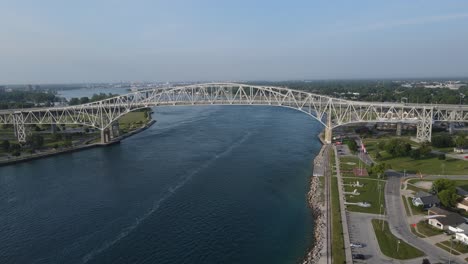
[
  {"x1": 302, "y1": 132, "x2": 329, "y2": 264},
  {"x1": 0, "y1": 119, "x2": 156, "y2": 167}
]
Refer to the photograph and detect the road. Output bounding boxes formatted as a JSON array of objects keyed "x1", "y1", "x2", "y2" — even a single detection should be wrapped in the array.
[{"x1": 385, "y1": 171, "x2": 464, "y2": 264}]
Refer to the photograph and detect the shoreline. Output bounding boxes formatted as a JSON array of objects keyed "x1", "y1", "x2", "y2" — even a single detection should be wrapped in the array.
[
  {"x1": 302, "y1": 132, "x2": 327, "y2": 264},
  {"x1": 0, "y1": 119, "x2": 156, "y2": 167}
]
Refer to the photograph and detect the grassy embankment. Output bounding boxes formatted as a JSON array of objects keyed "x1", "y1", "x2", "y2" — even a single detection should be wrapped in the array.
[
  {"x1": 330, "y1": 150, "x2": 345, "y2": 264},
  {"x1": 118, "y1": 110, "x2": 151, "y2": 133},
  {"x1": 402, "y1": 195, "x2": 411, "y2": 215},
  {"x1": 363, "y1": 137, "x2": 468, "y2": 175},
  {"x1": 371, "y1": 219, "x2": 425, "y2": 259}
]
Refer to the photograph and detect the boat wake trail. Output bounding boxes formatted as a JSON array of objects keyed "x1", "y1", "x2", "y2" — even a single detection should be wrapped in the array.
[{"x1": 81, "y1": 131, "x2": 254, "y2": 263}]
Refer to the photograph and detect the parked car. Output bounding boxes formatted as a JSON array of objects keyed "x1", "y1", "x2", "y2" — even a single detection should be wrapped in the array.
[
  {"x1": 350, "y1": 243, "x2": 364, "y2": 248},
  {"x1": 352, "y1": 254, "x2": 366, "y2": 260}
]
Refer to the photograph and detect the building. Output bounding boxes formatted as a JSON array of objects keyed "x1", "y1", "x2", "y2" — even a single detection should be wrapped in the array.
[
  {"x1": 457, "y1": 197, "x2": 468, "y2": 212},
  {"x1": 450, "y1": 223, "x2": 468, "y2": 245},
  {"x1": 412, "y1": 191, "x2": 440, "y2": 209},
  {"x1": 427, "y1": 208, "x2": 466, "y2": 230}
]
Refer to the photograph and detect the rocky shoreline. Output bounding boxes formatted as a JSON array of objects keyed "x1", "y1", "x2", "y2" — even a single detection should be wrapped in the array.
[
  {"x1": 302, "y1": 175, "x2": 326, "y2": 264},
  {"x1": 302, "y1": 134, "x2": 327, "y2": 264}
]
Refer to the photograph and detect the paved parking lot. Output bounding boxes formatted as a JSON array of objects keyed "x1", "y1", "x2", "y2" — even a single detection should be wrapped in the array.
[
  {"x1": 336, "y1": 144, "x2": 352, "y2": 156},
  {"x1": 347, "y1": 212, "x2": 394, "y2": 264}
]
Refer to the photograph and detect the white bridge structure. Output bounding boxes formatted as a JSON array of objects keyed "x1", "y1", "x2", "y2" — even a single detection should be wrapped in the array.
[{"x1": 1, "y1": 83, "x2": 467, "y2": 144}]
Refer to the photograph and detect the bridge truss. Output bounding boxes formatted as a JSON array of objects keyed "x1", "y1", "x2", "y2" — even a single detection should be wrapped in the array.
[{"x1": 1, "y1": 83, "x2": 467, "y2": 143}]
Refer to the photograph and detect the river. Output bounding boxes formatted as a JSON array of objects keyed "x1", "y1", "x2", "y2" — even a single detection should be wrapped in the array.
[{"x1": 0, "y1": 105, "x2": 322, "y2": 264}]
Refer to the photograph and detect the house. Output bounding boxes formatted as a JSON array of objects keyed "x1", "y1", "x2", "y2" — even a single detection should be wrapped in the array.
[
  {"x1": 412, "y1": 191, "x2": 440, "y2": 209},
  {"x1": 428, "y1": 210, "x2": 466, "y2": 230},
  {"x1": 457, "y1": 197, "x2": 468, "y2": 212},
  {"x1": 451, "y1": 223, "x2": 468, "y2": 245}
]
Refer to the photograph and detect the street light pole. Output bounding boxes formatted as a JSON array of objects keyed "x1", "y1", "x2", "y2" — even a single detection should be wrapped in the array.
[{"x1": 397, "y1": 240, "x2": 400, "y2": 253}]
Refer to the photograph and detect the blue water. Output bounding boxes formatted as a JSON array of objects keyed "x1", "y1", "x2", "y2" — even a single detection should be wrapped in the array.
[{"x1": 0, "y1": 106, "x2": 322, "y2": 264}]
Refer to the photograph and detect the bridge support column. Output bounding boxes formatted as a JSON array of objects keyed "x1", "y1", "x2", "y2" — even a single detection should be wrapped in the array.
[
  {"x1": 51, "y1": 124, "x2": 57, "y2": 134},
  {"x1": 396, "y1": 123, "x2": 402, "y2": 136},
  {"x1": 13, "y1": 113, "x2": 27, "y2": 143},
  {"x1": 324, "y1": 127, "x2": 332, "y2": 144},
  {"x1": 448, "y1": 122, "x2": 455, "y2": 134},
  {"x1": 110, "y1": 121, "x2": 120, "y2": 139},
  {"x1": 100, "y1": 128, "x2": 111, "y2": 144},
  {"x1": 416, "y1": 107, "x2": 433, "y2": 142}
]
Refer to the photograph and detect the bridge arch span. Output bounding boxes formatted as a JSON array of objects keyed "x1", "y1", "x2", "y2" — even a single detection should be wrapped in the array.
[{"x1": 1, "y1": 83, "x2": 467, "y2": 143}]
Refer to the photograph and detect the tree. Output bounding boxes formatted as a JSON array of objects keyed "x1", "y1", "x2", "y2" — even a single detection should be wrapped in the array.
[
  {"x1": 410, "y1": 149, "x2": 421, "y2": 159},
  {"x1": 432, "y1": 178, "x2": 456, "y2": 193},
  {"x1": 438, "y1": 153, "x2": 446, "y2": 160},
  {"x1": 69, "y1": 97, "x2": 80, "y2": 105},
  {"x1": 375, "y1": 152, "x2": 382, "y2": 160},
  {"x1": 344, "y1": 139, "x2": 358, "y2": 153},
  {"x1": 27, "y1": 134, "x2": 44, "y2": 149},
  {"x1": 377, "y1": 140, "x2": 386, "y2": 151},
  {"x1": 454, "y1": 135, "x2": 467, "y2": 148},
  {"x1": 79, "y1": 97, "x2": 90, "y2": 104},
  {"x1": 422, "y1": 258, "x2": 431, "y2": 264},
  {"x1": 431, "y1": 134, "x2": 454, "y2": 148},
  {"x1": 1, "y1": 140, "x2": 10, "y2": 151},
  {"x1": 438, "y1": 189, "x2": 458, "y2": 207},
  {"x1": 419, "y1": 142, "x2": 432, "y2": 157}
]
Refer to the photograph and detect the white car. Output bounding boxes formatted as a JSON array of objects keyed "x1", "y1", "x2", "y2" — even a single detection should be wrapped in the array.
[{"x1": 350, "y1": 243, "x2": 364, "y2": 248}]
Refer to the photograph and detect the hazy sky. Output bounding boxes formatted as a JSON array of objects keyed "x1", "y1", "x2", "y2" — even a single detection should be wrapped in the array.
[{"x1": 1, "y1": 0, "x2": 468, "y2": 83}]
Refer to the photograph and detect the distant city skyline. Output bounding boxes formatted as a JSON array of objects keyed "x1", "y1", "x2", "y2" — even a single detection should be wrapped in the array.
[{"x1": 1, "y1": 0, "x2": 468, "y2": 84}]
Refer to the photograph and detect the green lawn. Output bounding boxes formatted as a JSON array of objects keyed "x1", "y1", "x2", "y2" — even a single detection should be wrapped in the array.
[
  {"x1": 402, "y1": 195, "x2": 411, "y2": 216},
  {"x1": 118, "y1": 110, "x2": 150, "y2": 133},
  {"x1": 331, "y1": 176, "x2": 345, "y2": 264},
  {"x1": 410, "y1": 225, "x2": 426, "y2": 238},
  {"x1": 342, "y1": 178, "x2": 385, "y2": 214},
  {"x1": 363, "y1": 138, "x2": 468, "y2": 175},
  {"x1": 436, "y1": 243, "x2": 461, "y2": 255},
  {"x1": 407, "y1": 179, "x2": 468, "y2": 192},
  {"x1": 371, "y1": 219, "x2": 425, "y2": 259},
  {"x1": 380, "y1": 155, "x2": 467, "y2": 175},
  {"x1": 406, "y1": 184, "x2": 428, "y2": 194},
  {"x1": 416, "y1": 221, "x2": 443, "y2": 237},
  {"x1": 441, "y1": 240, "x2": 468, "y2": 254}
]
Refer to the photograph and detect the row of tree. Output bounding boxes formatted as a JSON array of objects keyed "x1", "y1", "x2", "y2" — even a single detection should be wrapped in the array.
[
  {"x1": 432, "y1": 133, "x2": 467, "y2": 148},
  {"x1": 68, "y1": 93, "x2": 117, "y2": 105},
  {"x1": 376, "y1": 139, "x2": 432, "y2": 160},
  {"x1": 431, "y1": 179, "x2": 460, "y2": 208},
  {"x1": 0, "y1": 91, "x2": 58, "y2": 109},
  {"x1": 252, "y1": 80, "x2": 468, "y2": 105}
]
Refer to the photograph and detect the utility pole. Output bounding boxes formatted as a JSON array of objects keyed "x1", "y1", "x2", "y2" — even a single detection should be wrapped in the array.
[{"x1": 397, "y1": 240, "x2": 400, "y2": 253}]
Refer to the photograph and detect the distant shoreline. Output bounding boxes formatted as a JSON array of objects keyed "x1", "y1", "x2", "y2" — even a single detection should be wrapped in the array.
[{"x1": 0, "y1": 119, "x2": 156, "y2": 167}]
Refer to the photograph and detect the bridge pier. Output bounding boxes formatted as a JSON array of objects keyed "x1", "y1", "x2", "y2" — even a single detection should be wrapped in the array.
[
  {"x1": 324, "y1": 127, "x2": 332, "y2": 144},
  {"x1": 100, "y1": 122, "x2": 120, "y2": 144},
  {"x1": 13, "y1": 113, "x2": 27, "y2": 143},
  {"x1": 416, "y1": 108, "x2": 433, "y2": 142},
  {"x1": 448, "y1": 122, "x2": 455, "y2": 134},
  {"x1": 396, "y1": 123, "x2": 402, "y2": 136}
]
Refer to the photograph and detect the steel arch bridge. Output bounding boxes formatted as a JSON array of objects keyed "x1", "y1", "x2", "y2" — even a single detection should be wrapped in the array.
[{"x1": 1, "y1": 83, "x2": 467, "y2": 143}]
